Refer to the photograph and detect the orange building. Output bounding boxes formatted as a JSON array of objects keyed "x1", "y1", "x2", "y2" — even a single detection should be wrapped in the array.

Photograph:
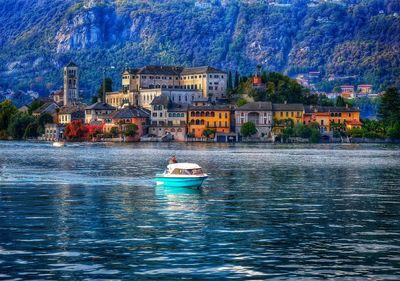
[
  {"x1": 188, "y1": 105, "x2": 231, "y2": 138},
  {"x1": 103, "y1": 107, "x2": 150, "y2": 141},
  {"x1": 304, "y1": 106, "x2": 361, "y2": 132}
]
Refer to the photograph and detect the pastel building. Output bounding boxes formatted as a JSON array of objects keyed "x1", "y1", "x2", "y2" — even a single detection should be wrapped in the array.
[
  {"x1": 188, "y1": 105, "x2": 231, "y2": 138},
  {"x1": 85, "y1": 102, "x2": 116, "y2": 124},
  {"x1": 235, "y1": 102, "x2": 273, "y2": 137},
  {"x1": 116, "y1": 65, "x2": 227, "y2": 107},
  {"x1": 149, "y1": 95, "x2": 188, "y2": 141},
  {"x1": 103, "y1": 107, "x2": 150, "y2": 141}
]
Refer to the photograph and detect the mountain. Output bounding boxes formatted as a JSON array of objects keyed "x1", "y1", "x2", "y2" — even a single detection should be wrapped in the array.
[{"x1": 0, "y1": 0, "x2": 399, "y2": 100}]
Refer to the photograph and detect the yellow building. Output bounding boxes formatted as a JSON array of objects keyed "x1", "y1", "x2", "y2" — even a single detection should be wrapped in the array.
[
  {"x1": 272, "y1": 103, "x2": 304, "y2": 123},
  {"x1": 188, "y1": 105, "x2": 231, "y2": 138}
]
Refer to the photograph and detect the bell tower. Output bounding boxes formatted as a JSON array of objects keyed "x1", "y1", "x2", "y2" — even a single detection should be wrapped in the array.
[{"x1": 63, "y1": 62, "x2": 79, "y2": 105}]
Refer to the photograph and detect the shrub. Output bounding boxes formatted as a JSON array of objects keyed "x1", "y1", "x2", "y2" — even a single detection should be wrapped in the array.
[{"x1": 240, "y1": 121, "x2": 257, "y2": 137}]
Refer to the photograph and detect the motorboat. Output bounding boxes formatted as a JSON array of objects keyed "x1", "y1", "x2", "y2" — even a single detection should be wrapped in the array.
[
  {"x1": 52, "y1": 141, "x2": 65, "y2": 147},
  {"x1": 155, "y1": 163, "x2": 208, "y2": 188}
]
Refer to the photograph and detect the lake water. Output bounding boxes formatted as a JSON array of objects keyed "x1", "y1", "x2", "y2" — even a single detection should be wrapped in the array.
[{"x1": 0, "y1": 141, "x2": 400, "y2": 280}]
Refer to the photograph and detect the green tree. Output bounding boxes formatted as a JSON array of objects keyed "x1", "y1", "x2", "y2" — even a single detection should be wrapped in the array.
[
  {"x1": 37, "y1": 113, "x2": 53, "y2": 135},
  {"x1": 294, "y1": 124, "x2": 312, "y2": 138},
  {"x1": 0, "y1": 100, "x2": 17, "y2": 131},
  {"x1": 202, "y1": 128, "x2": 216, "y2": 139},
  {"x1": 378, "y1": 87, "x2": 400, "y2": 125},
  {"x1": 336, "y1": 96, "x2": 346, "y2": 107},
  {"x1": 24, "y1": 122, "x2": 39, "y2": 139},
  {"x1": 234, "y1": 71, "x2": 240, "y2": 89},
  {"x1": 240, "y1": 121, "x2": 257, "y2": 137},
  {"x1": 236, "y1": 97, "x2": 248, "y2": 107},
  {"x1": 124, "y1": 124, "x2": 138, "y2": 137},
  {"x1": 386, "y1": 122, "x2": 400, "y2": 139},
  {"x1": 7, "y1": 114, "x2": 34, "y2": 139},
  {"x1": 227, "y1": 71, "x2": 233, "y2": 90},
  {"x1": 94, "y1": 77, "x2": 113, "y2": 103},
  {"x1": 309, "y1": 129, "x2": 321, "y2": 143},
  {"x1": 28, "y1": 100, "x2": 44, "y2": 115},
  {"x1": 110, "y1": 127, "x2": 119, "y2": 138}
]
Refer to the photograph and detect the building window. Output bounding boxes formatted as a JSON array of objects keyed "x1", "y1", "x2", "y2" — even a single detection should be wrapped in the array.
[
  {"x1": 280, "y1": 112, "x2": 283, "y2": 117},
  {"x1": 209, "y1": 86, "x2": 213, "y2": 90}
]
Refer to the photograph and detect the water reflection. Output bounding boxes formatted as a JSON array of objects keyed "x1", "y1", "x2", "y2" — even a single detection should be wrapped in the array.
[{"x1": 0, "y1": 141, "x2": 400, "y2": 279}]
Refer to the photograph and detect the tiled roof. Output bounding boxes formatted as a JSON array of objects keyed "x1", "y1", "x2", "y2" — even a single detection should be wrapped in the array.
[
  {"x1": 304, "y1": 105, "x2": 360, "y2": 113},
  {"x1": 33, "y1": 102, "x2": 59, "y2": 114},
  {"x1": 66, "y1": 62, "x2": 77, "y2": 67},
  {"x1": 189, "y1": 105, "x2": 231, "y2": 111},
  {"x1": 150, "y1": 95, "x2": 170, "y2": 106},
  {"x1": 272, "y1": 103, "x2": 304, "y2": 111},
  {"x1": 169, "y1": 103, "x2": 189, "y2": 112},
  {"x1": 108, "y1": 107, "x2": 150, "y2": 119},
  {"x1": 123, "y1": 65, "x2": 226, "y2": 76},
  {"x1": 237, "y1": 102, "x2": 272, "y2": 111},
  {"x1": 181, "y1": 66, "x2": 226, "y2": 75},
  {"x1": 59, "y1": 104, "x2": 86, "y2": 114},
  {"x1": 85, "y1": 102, "x2": 116, "y2": 111}
]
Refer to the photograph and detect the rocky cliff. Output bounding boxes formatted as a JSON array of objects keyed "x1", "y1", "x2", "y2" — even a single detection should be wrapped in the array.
[{"x1": 0, "y1": 0, "x2": 399, "y2": 99}]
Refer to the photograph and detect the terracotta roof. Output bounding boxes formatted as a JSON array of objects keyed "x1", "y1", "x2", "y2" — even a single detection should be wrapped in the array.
[
  {"x1": 237, "y1": 102, "x2": 272, "y2": 111},
  {"x1": 272, "y1": 103, "x2": 304, "y2": 111}
]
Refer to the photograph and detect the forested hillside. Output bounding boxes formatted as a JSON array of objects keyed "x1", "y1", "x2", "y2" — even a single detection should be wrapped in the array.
[{"x1": 0, "y1": 0, "x2": 399, "y2": 99}]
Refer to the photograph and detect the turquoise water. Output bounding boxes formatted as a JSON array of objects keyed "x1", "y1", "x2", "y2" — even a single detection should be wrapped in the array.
[{"x1": 1, "y1": 141, "x2": 400, "y2": 280}]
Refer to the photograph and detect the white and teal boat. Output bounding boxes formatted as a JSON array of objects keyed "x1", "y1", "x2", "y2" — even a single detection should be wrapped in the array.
[{"x1": 155, "y1": 163, "x2": 208, "y2": 188}]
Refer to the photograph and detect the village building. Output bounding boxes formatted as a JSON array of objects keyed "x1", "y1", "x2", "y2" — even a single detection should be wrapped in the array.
[
  {"x1": 148, "y1": 96, "x2": 188, "y2": 142},
  {"x1": 103, "y1": 107, "x2": 150, "y2": 141},
  {"x1": 139, "y1": 88, "x2": 204, "y2": 109},
  {"x1": 58, "y1": 104, "x2": 86, "y2": 124},
  {"x1": 112, "y1": 65, "x2": 227, "y2": 108},
  {"x1": 340, "y1": 85, "x2": 355, "y2": 98},
  {"x1": 50, "y1": 90, "x2": 64, "y2": 105},
  {"x1": 304, "y1": 105, "x2": 362, "y2": 132},
  {"x1": 235, "y1": 102, "x2": 273, "y2": 137},
  {"x1": 357, "y1": 84, "x2": 373, "y2": 95},
  {"x1": 188, "y1": 105, "x2": 231, "y2": 139},
  {"x1": 32, "y1": 101, "x2": 59, "y2": 122},
  {"x1": 85, "y1": 102, "x2": 116, "y2": 124},
  {"x1": 43, "y1": 123, "x2": 64, "y2": 141},
  {"x1": 272, "y1": 103, "x2": 305, "y2": 134}
]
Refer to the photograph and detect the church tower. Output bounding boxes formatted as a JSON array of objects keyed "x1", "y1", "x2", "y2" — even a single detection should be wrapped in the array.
[{"x1": 63, "y1": 62, "x2": 79, "y2": 105}]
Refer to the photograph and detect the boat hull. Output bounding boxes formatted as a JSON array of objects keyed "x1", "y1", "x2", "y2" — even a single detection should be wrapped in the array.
[{"x1": 155, "y1": 175, "x2": 207, "y2": 188}]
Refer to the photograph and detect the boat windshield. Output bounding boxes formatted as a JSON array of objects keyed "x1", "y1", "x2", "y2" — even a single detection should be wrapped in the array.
[{"x1": 170, "y1": 168, "x2": 204, "y2": 175}]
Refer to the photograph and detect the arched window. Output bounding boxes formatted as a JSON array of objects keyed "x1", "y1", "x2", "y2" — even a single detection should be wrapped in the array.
[
  {"x1": 201, "y1": 119, "x2": 205, "y2": 125},
  {"x1": 191, "y1": 112, "x2": 195, "y2": 117},
  {"x1": 201, "y1": 111, "x2": 205, "y2": 117},
  {"x1": 206, "y1": 112, "x2": 210, "y2": 117},
  {"x1": 211, "y1": 112, "x2": 215, "y2": 117},
  {"x1": 195, "y1": 111, "x2": 200, "y2": 117},
  {"x1": 195, "y1": 119, "x2": 200, "y2": 125},
  {"x1": 173, "y1": 113, "x2": 177, "y2": 117}
]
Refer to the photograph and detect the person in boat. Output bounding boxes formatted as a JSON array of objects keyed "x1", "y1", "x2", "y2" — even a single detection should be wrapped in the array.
[{"x1": 168, "y1": 155, "x2": 178, "y2": 164}]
